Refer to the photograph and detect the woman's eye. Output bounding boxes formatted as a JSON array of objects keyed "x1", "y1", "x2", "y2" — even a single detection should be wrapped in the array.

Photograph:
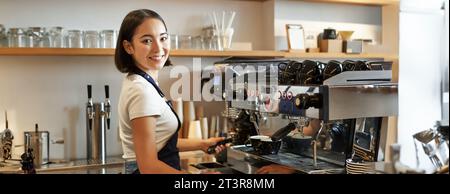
[
  {"x1": 161, "y1": 37, "x2": 168, "y2": 41},
  {"x1": 143, "y1": 39, "x2": 152, "y2": 44}
]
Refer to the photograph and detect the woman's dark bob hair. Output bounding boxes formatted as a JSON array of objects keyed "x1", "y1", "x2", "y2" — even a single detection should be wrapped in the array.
[{"x1": 115, "y1": 9, "x2": 172, "y2": 73}]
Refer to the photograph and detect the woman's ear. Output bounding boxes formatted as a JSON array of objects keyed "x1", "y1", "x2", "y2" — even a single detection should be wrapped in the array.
[{"x1": 123, "y1": 40, "x2": 134, "y2": 55}]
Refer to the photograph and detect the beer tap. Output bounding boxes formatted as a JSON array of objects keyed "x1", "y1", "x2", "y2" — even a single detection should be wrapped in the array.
[
  {"x1": 86, "y1": 85, "x2": 94, "y2": 131},
  {"x1": 104, "y1": 85, "x2": 111, "y2": 130},
  {"x1": 85, "y1": 84, "x2": 111, "y2": 162}
]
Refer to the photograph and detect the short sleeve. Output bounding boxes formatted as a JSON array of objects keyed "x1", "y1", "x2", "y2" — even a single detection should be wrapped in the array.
[{"x1": 127, "y1": 82, "x2": 163, "y2": 120}]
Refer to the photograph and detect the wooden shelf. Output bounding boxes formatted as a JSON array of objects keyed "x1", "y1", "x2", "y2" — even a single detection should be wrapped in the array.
[
  {"x1": 0, "y1": 48, "x2": 395, "y2": 59},
  {"x1": 244, "y1": 0, "x2": 399, "y2": 6},
  {"x1": 299, "y1": 0, "x2": 399, "y2": 6},
  {"x1": 0, "y1": 48, "x2": 115, "y2": 56}
]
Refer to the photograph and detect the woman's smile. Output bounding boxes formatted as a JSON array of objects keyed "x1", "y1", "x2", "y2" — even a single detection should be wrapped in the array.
[{"x1": 148, "y1": 54, "x2": 165, "y2": 62}]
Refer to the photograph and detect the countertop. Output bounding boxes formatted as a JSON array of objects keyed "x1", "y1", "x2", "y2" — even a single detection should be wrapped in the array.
[{"x1": 0, "y1": 151, "x2": 225, "y2": 174}]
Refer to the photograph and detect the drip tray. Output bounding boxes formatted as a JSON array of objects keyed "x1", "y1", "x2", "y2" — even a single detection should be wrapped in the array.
[
  {"x1": 190, "y1": 162, "x2": 243, "y2": 174},
  {"x1": 190, "y1": 162, "x2": 225, "y2": 169}
]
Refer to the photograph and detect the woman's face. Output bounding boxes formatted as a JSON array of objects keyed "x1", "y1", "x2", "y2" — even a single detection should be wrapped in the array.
[{"x1": 126, "y1": 18, "x2": 169, "y2": 72}]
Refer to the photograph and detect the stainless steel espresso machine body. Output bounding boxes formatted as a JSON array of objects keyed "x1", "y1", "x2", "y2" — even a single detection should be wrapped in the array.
[
  {"x1": 85, "y1": 85, "x2": 111, "y2": 163},
  {"x1": 211, "y1": 58, "x2": 398, "y2": 174}
]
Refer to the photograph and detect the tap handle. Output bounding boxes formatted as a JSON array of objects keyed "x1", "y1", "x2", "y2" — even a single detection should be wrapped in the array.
[
  {"x1": 105, "y1": 85, "x2": 109, "y2": 99},
  {"x1": 107, "y1": 119, "x2": 110, "y2": 130},
  {"x1": 87, "y1": 85, "x2": 92, "y2": 99},
  {"x1": 5, "y1": 111, "x2": 8, "y2": 129},
  {"x1": 35, "y1": 123, "x2": 38, "y2": 133}
]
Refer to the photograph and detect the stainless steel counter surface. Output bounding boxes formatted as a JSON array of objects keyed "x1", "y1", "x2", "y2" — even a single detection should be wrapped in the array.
[
  {"x1": 180, "y1": 151, "x2": 243, "y2": 174},
  {"x1": 0, "y1": 157, "x2": 125, "y2": 174},
  {"x1": 0, "y1": 151, "x2": 229, "y2": 174},
  {"x1": 38, "y1": 158, "x2": 125, "y2": 174},
  {"x1": 180, "y1": 151, "x2": 220, "y2": 174}
]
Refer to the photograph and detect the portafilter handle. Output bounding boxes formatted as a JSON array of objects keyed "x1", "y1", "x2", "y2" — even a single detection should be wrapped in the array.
[
  {"x1": 206, "y1": 138, "x2": 233, "y2": 154},
  {"x1": 271, "y1": 122, "x2": 297, "y2": 142}
]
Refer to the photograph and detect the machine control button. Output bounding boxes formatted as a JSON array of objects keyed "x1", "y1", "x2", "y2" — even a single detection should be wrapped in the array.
[{"x1": 294, "y1": 93, "x2": 322, "y2": 109}]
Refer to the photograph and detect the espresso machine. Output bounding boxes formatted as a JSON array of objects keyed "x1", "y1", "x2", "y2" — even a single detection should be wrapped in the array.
[
  {"x1": 208, "y1": 58, "x2": 398, "y2": 174},
  {"x1": 86, "y1": 85, "x2": 111, "y2": 163}
]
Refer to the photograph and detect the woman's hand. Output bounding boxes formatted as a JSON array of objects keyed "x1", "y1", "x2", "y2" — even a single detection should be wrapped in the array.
[
  {"x1": 255, "y1": 164, "x2": 296, "y2": 174},
  {"x1": 201, "y1": 137, "x2": 227, "y2": 154},
  {"x1": 200, "y1": 169, "x2": 222, "y2": 174}
]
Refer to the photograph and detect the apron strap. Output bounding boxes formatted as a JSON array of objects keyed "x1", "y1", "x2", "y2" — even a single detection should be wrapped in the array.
[{"x1": 132, "y1": 68, "x2": 181, "y2": 131}]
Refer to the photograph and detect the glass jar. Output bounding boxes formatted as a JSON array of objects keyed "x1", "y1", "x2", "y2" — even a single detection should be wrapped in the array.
[
  {"x1": 84, "y1": 30, "x2": 99, "y2": 48},
  {"x1": 178, "y1": 35, "x2": 192, "y2": 49},
  {"x1": 66, "y1": 30, "x2": 83, "y2": 48},
  {"x1": 170, "y1": 34, "x2": 178, "y2": 50},
  {"x1": 202, "y1": 25, "x2": 217, "y2": 50},
  {"x1": 49, "y1": 26, "x2": 64, "y2": 48},
  {"x1": 7, "y1": 28, "x2": 26, "y2": 47},
  {"x1": 26, "y1": 27, "x2": 49, "y2": 47},
  {"x1": 100, "y1": 30, "x2": 116, "y2": 48},
  {"x1": 192, "y1": 36, "x2": 204, "y2": 50},
  {"x1": 0, "y1": 24, "x2": 7, "y2": 47}
]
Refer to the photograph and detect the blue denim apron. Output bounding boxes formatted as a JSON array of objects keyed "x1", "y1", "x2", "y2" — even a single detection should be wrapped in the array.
[{"x1": 125, "y1": 68, "x2": 181, "y2": 174}]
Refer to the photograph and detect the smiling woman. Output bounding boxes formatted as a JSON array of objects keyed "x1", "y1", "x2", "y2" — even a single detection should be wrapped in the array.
[
  {"x1": 115, "y1": 9, "x2": 226, "y2": 174},
  {"x1": 115, "y1": 9, "x2": 171, "y2": 75}
]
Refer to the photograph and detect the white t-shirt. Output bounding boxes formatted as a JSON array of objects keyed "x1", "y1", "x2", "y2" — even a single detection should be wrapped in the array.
[{"x1": 118, "y1": 74, "x2": 178, "y2": 160}]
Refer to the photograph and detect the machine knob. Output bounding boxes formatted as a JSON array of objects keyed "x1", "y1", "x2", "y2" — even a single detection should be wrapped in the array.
[{"x1": 294, "y1": 93, "x2": 322, "y2": 109}]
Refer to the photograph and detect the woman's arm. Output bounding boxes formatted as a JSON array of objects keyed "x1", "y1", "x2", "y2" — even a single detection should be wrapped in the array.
[
  {"x1": 177, "y1": 137, "x2": 225, "y2": 153},
  {"x1": 131, "y1": 116, "x2": 184, "y2": 174},
  {"x1": 256, "y1": 164, "x2": 296, "y2": 174}
]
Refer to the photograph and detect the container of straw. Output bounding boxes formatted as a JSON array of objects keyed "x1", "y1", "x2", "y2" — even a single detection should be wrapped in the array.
[{"x1": 209, "y1": 11, "x2": 236, "y2": 51}]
